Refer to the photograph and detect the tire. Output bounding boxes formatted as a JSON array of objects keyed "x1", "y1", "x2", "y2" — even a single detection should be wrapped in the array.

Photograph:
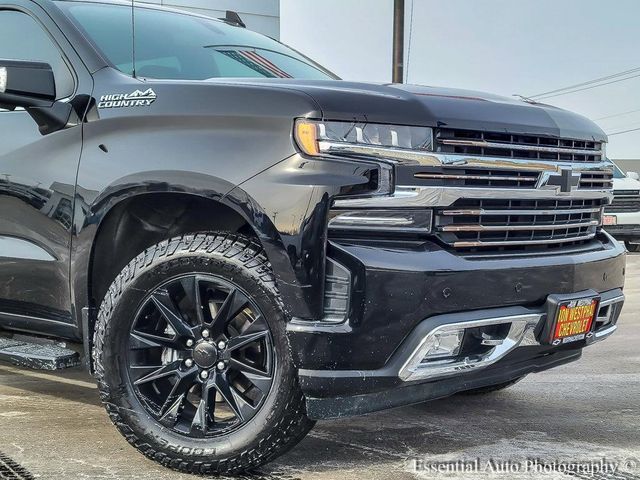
[
  {"x1": 458, "y1": 376, "x2": 524, "y2": 396},
  {"x1": 625, "y1": 242, "x2": 640, "y2": 252},
  {"x1": 93, "y1": 233, "x2": 315, "y2": 475}
]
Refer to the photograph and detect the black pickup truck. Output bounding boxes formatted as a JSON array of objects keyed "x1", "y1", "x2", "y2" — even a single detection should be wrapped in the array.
[{"x1": 0, "y1": 0, "x2": 626, "y2": 475}]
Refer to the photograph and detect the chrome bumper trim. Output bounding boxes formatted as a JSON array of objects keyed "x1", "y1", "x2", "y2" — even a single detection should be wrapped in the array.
[
  {"x1": 334, "y1": 185, "x2": 612, "y2": 208},
  {"x1": 321, "y1": 146, "x2": 611, "y2": 171},
  {"x1": 399, "y1": 293, "x2": 624, "y2": 382},
  {"x1": 398, "y1": 314, "x2": 542, "y2": 382}
]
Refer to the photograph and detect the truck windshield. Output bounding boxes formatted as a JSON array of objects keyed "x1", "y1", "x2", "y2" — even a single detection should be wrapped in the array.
[{"x1": 56, "y1": 2, "x2": 336, "y2": 81}]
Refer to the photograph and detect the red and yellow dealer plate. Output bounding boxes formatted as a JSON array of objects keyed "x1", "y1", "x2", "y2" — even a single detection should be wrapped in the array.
[{"x1": 552, "y1": 297, "x2": 599, "y2": 344}]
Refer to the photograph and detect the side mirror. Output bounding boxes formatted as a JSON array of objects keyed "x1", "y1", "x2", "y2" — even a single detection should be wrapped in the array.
[
  {"x1": 628, "y1": 171, "x2": 640, "y2": 181},
  {"x1": 0, "y1": 59, "x2": 76, "y2": 135}
]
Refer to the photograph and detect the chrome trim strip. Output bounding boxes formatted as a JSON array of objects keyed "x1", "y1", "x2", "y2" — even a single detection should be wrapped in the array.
[
  {"x1": 599, "y1": 295, "x2": 625, "y2": 307},
  {"x1": 594, "y1": 324, "x2": 618, "y2": 340},
  {"x1": 441, "y1": 207, "x2": 602, "y2": 216},
  {"x1": 414, "y1": 173, "x2": 539, "y2": 182},
  {"x1": 439, "y1": 139, "x2": 603, "y2": 156},
  {"x1": 319, "y1": 144, "x2": 612, "y2": 170},
  {"x1": 333, "y1": 186, "x2": 612, "y2": 208},
  {"x1": 440, "y1": 220, "x2": 599, "y2": 232},
  {"x1": 452, "y1": 233, "x2": 596, "y2": 248}
]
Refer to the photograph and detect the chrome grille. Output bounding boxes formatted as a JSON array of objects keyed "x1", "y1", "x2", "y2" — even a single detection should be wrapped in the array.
[
  {"x1": 605, "y1": 191, "x2": 640, "y2": 213},
  {"x1": 436, "y1": 198, "x2": 605, "y2": 250},
  {"x1": 436, "y1": 128, "x2": 604, "y2": 163}
]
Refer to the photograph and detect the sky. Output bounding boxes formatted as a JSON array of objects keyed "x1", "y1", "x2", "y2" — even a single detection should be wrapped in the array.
[{"x1": 281, "y1": 0, "x2": 640, "y2": 159}]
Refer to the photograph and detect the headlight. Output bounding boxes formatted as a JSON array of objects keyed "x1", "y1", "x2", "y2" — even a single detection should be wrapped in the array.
[
  {"x1": 295, "y1": 120, "x2": 436, "y2": 233},
  {"x1": 294, "y1": 119, "x2": 434, "y2": 160}
]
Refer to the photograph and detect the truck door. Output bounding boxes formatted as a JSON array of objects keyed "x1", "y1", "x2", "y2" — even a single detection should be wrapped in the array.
[{"x1": 0, "y1": 6, "x2": 88, "y2": 338}]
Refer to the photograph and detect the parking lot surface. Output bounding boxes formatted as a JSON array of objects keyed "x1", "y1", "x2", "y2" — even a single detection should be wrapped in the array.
[{"x1": 0, "y1": 254, "x2": 638, "y2": 480}]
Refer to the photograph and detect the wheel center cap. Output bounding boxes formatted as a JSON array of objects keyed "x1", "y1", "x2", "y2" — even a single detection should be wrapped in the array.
[{"x1": 193, "y1": 342, "x2": 217, "y2": 369}]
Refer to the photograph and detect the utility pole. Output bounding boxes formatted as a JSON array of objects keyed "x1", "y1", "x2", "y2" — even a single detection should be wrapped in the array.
[{"x1": 392, "y1": 0, "x2": 405, "y2": 83}]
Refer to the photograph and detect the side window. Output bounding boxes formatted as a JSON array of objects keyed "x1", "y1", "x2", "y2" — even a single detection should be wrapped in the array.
[{"x1": 0, "y1": 10, "x2": 74, "y2": 100}]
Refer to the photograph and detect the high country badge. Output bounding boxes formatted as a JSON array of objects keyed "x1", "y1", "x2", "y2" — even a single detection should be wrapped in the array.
[{"x1": 98, "y1": 88, "x2": 157, "y2": 109}]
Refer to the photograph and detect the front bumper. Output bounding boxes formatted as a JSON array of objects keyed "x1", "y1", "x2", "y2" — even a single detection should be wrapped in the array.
[{"x1": 287, "y1": 232, "x2": 626, "y2": 419}]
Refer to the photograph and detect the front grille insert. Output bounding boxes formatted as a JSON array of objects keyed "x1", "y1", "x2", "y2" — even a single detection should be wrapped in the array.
[
  {"x1": 436, "y1": 128, "x2": 604, "y2": 163},
  {"x1": 407, "y1": 167, "x2": 612, "y2": 190},
  {"x1": 605, "y1": 191, "x2": 640, "y2": 213},
  {"x1": 410, "y1": 167, "x2": 539, "y2": 188},
  {"x1": 435, "y1": 198, "x2": 605, "y2": 251},
  {"x1": 579, "y1": 171, "x2": 613, "y2": 190}
]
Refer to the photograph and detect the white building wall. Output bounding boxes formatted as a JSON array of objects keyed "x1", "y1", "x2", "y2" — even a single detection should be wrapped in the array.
[
  {"x1": 280, "y1": 0, "x2": 394, "y2": 82},
  {"x1": 139, "y1": 0, "x2": 280, "y2": 39}
]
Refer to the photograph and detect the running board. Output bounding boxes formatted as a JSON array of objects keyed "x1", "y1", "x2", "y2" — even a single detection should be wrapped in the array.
[{"x1": 0, "y1": 336, "x2": 80, "y2": 370}]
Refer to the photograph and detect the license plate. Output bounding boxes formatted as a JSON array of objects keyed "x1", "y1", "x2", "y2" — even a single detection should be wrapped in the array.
[
  {"x1": 551, "y1": 297, "x2": 599, "y2": 345},
  {"x1": 603, "y1": 215, "x2": 617, "y2": 226}
]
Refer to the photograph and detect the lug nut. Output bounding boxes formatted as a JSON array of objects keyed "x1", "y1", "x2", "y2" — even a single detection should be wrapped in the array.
[
  {"x1": 217, "y1": 340, "x2": 226, "y2": 349},
  {"x1": 186, "y1": 339, "x2": 194, "y2": 347},
  {"x1": 184, "y1": 359, "x2": 194, "y2": 368},
  {"x1": 200, "y1": 371, "x2": 209, "y2": 380},
  {"x1": 202, "y1": 329, "x2": 210, "y2": 339},
  {"x1": 217, "y1": 361, "x2": 226, "y2": 371}
]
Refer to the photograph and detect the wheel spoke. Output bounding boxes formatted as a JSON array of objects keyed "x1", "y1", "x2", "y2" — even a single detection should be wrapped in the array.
[
  {"x1": 206, "y1": 288, "x2": 249, "y2": 336},
  {"x1": 180, "y1": 276, "x2": 205, "y2": 326},
  {"x1": 151, "y1": 290, "x2": 196, "y2": 339},
  {"x1": 213, "y1": 371, "x2": 253, "y2": 422},
  {"x1": 133, "y1": 360, "x2": 181, "y2": 386},
  {"x1": 226, "y1": 330, "x2": 269, "y2": 352},
  {"x1": 129, "y1": 364, "x2": 165, "y2": 382},
  {"x1": 130, "y1": 331, "x2": 180, "y2": 350},
  {"x1": 159, "y1": 367, "x2": 198, "y2": 416},
  {"x1": 242, "y1": 371, "x2": 273, "y2": 396},
  {"x1": 241, "y1": 314, "x2": 269, "y2": 335},
  {"x1": 190, "y1": 378, "x2": 213, "y2": 435},
  {"x1": 159, "y1": 393, "x2": 186, "y2": 428},
  {"x1": 229, "y1": 357, "x2": 271, "y2": 379}
]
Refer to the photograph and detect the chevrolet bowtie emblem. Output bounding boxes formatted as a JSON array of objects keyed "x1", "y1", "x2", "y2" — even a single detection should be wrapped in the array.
[{"x1": 538, "y1": 169, "x2": 581, "y2": 194}]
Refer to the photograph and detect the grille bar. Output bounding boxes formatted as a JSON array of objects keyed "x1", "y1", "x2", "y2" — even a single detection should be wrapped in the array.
[
  {"x1": 414, "y1": 173, "x2": 539, "y2": 182},
  {"x1": 442, "y1": 220, "x2": 599, "y2": 232},
  {"x1": 441, "y1": 207, "x2": 602, "y2": 216},
  {"x1": 410, "y1": 167, "x2": 611, "y2": 190},
  {"x1": 453, "y1": 233, "x2": 597, "y2": 248},
  {"x1": 439, "y1": 139, "x2": 601, "y2": 156}
]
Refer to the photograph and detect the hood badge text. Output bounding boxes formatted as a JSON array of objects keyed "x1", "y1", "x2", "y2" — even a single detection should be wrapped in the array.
[{"x1": 98, "y1": 88, "x2": 157, "y2": 109}]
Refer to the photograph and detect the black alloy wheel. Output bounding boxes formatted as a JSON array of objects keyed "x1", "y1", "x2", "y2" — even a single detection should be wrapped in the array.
[
  {"x1": 128, "y1": 274, "x2": 275, "y2": 437},
  {"x1": 93, "y1": 234, "x2": 314, "y2": 475}
]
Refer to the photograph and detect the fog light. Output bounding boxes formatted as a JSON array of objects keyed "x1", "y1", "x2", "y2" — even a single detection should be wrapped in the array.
[
  {"x1": 328, "y1": 209, "x2": 432, "y2": 233},
  {"x1": 423, "y1": 330, "x2": 464, "y2": 360}
]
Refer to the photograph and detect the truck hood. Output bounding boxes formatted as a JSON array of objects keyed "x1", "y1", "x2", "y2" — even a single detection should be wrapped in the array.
[{"x1": 211, "y1": 78, "x2": 607, "y2": 142}]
